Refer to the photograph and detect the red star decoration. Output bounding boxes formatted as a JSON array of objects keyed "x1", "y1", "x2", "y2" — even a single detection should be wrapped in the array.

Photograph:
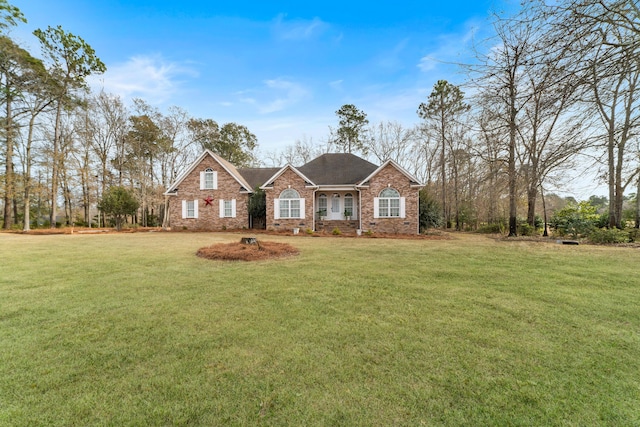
[{"x1": 203, "y1": 196, "x2": 214, "y2": 206}]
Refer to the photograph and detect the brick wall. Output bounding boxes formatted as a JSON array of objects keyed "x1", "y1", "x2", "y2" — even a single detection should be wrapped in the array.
[
  {"x1": 265, "y1": 168, "x2": 314, "y2": 232},
  {"x1": 168, "y1": 154, "x2": 249, "y2": 231},
  {"x1": 359, "y1": 164, "x2": 420, "y2": 234}
]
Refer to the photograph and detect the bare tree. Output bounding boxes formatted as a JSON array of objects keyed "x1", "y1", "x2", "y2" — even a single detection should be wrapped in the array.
[
  {"x1": 471, "y1": 14, "x2": 537, "y2": 236},
  {"x1": 367, "y1": 121, "x2": 415, "y2": 166},
  {"x1": 546, "y1": 0, "x2": 640, "y2": 228}
]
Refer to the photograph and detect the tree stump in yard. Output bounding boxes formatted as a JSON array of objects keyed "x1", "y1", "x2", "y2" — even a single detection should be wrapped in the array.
[{"x1": 240, "y1": 237, "x2": 258, "y2": 245}]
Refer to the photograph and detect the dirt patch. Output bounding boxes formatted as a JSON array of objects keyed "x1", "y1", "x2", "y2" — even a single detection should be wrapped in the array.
[{"x1": 196, "y1": 240, "x2": 299, "y2": 262}]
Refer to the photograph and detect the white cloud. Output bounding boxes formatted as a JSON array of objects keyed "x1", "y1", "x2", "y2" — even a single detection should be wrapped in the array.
[
  {"x1": 272, "y1": 14, "x2": 329, "y2": 40},
  {"x1": 237, "y1": 78, "x2": 310, "y2": 114},
  {"x1": 329, "y1": 79, "x2": 343, "y2": 90},
  {"x1": 417, "y1": 20, "x2": 481, "y2": 73},
  {"x1": 88, "y1": 54, "x2": 197, "y2": 104}
]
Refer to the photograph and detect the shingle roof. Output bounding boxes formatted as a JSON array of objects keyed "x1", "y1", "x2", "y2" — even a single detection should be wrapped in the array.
[
  {"x1": 297, "y1": 153, "x2": 378, "y2": 185},
  {"x1": 237, "y1": 167, "x2": 281, "y2": 190}
]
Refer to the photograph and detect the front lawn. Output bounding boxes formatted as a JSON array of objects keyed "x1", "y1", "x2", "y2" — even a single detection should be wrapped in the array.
[{"x1": 1, "y1": 232, "x2": 638, "y2": 425}]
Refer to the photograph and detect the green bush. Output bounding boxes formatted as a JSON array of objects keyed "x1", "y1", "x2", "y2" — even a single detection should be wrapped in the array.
[
  {"x1": 419, "y1": 189, "x2": 442, "y2": 231},
  {"x1": 518, "y1": 221, "x2": 535, "y2": 236},
  {"x1": 551, "y1": 201, "x2": 598, "y2": 238},
  {"x1": 477, "y1": 222, "x2": 506, "y2": 234},
  {"x1": 628, "y1": 228, "x2": 640, "y2": 242},
  {"x1": 588, "y1": 228, "x2": 630, "y2": 244},
  {"x1": 332, "y1": 227, "x2": 341, "y2": 235}
]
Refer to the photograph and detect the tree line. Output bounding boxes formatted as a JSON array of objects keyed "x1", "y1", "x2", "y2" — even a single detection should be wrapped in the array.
[
  {"x1": 1, "y1": 0, "x2": 639, "y2": 234},
  {"x1": 269, "y1": 0, "x2": 640, "y2": 234}
]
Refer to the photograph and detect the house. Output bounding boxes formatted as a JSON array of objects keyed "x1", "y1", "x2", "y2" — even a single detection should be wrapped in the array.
[{"x1": 164, "y1": 150, "x2": 424, "y2": 234}]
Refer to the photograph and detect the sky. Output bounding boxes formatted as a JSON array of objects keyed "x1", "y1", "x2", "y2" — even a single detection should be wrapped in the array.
[
  {"x1": 6, "y1": 0, "x2": 606, "y2": 197},
  {"x1": 8, "y1": 1, "x2": 513, "y2": 149}
]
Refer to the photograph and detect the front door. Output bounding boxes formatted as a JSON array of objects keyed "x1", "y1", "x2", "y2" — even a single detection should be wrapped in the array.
[{"x1": 330, "y1": 194, "x2": 341, "y2": 220}]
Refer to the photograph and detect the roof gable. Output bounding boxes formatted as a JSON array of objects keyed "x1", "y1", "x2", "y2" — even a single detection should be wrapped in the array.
[
  {"x1": 359, "y1": 159, "x2": 424, "y2": 187},
  {"x1": 165, "y1": 150, "x2": 253, "y2": 194},
  {"x1": 260, "y1": 164, "x2": 316, "y2": 189}
]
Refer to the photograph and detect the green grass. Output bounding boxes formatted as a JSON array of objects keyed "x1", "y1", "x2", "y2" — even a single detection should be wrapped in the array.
[{"x1": 1, "y1": 232, "x2": 639, "y2": 426}]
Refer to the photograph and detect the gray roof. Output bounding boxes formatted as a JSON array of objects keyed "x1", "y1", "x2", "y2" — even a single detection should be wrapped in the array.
[
  {"x1": 237, "y1": 167, "x2": 281, "y2": 190},
  {"x1": 298, "y1": 153, "x2": 378, "y2": 185}
]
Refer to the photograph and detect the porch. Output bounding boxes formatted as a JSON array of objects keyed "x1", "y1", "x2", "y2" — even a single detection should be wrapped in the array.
[{"x1": 315, "y1": 219, "x2": 360, "y2": 235}]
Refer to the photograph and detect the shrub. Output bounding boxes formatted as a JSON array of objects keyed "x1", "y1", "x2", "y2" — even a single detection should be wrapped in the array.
[
  {"x1": 98, "y1": 186, "x2": 139, "y2": 231},
  {"x1": 628, "y1": 228, "x2": 640, "y2": 242},
  {"x1": 517, "y1": 220, "x2": 535, "y2": 236},
  {"x1": 419, "y1": 189, "x2": 442, "y2": 231},
  {"x1": 332, "y1": 227, "x2": 341, "y2": 235},
  {"x1": 477, "y1": 222, "x2": 506, "y2": 234},
  {"x1": 588, "y1": 228, "x2": 630, "y2": 244},
  {"x1": 550, "y1": 201, "x2": 598, "y2": 238}
]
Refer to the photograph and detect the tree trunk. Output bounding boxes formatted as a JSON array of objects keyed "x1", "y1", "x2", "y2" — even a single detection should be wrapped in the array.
[
  {"x1": 50, "y1": 101, "x2": 63, "y2": 228},
  {"x1": 527, "y1": 184, "x2": 537, "y2": 228},
  {"x1": 4, "y1": 94, "x2": 14, "y2": 229},
  {"x1": 541, "y1": 185, "x2": 548, "y2": 237},
  {"x1": 635, "y1": 171, "x2": 640, "y2": 229},
  {"x1": 508, "y1": 86, "x2": 518, "y2": 237}
]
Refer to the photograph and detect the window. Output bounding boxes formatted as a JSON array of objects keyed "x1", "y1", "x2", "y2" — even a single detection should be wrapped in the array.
[
  {"x1": 218, "y1": 199, "x2": 237, "y2": 218},
  {"x1": 374, "y1": 188, "x2": 405, "y2": 218},
  {"x1": 182, "y1": 200, "x2": 198, "y2": 219},
  {"x1": 318, "y1": 193, "x2": 327, "y2": 217},
  {"x1": 275, "y1": 189, "x2": 305, "y2": 219},
  {"x1": 200, "y1": 168, "x2": 217, "y2": 190},
  {"x1": 344, "y1": 193, "x2": 354, "y2": 216}
]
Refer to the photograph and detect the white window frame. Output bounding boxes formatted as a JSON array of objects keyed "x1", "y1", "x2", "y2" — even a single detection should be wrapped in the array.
[
  {"x1": 344, "y1": 193, "x2": 354, "y2": 217},
  {"x1": 373, "y1": 188, "x2": 405, "y2": 219},
  {"x1": 182, "y1": 199, "x2": 199, "y2": 219},
  {"x1": 274, "y1": 189, "x2": 305, "y2": 219},
  {"x1": 318, "y1": 193, "x2": 327, "y2": 217},
  {"x1": 200, "y1": 168, "x2": 217, "y2": 190},
  {"x1": 219, "y1": 199, "x2": 237, "y2": 218}
]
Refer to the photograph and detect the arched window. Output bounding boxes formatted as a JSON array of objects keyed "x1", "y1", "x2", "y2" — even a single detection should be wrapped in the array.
[
  {"x1": 280, "y1": 189, "x2": 300, "y2": 199},
  {"x1": 378, "y1": 188, "x2": 400, "y2": 217},
  {"x1": 278, "y1": 189, "x2": 302, "y2": 218}
]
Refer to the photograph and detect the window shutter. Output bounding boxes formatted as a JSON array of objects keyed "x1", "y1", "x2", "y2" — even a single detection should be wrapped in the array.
[
  {"x1": 182, "y1": 200, "x2": 187, "y2": 218},
  {"x1": 299, "y1": 198, "x2": 305, "y2": 218},
  {"x1": 274, "y1": 199, "x2": 280, "y2": 220},
  {"x1": 400, "y1": 197, "x2": 406, "y2": 218},
  {"x1": 200, "y1": 171, "x2": 205, "y2": 190},
  {"x1": 231, "y1": 199, "x2": 237, "y2": 218},
  {"x1": 373, "y1": 197, "x2": 379, "y2": 219},
  {"x1": 219, "y1": 199, "x2": 225, "y2": 218},
  {"x1": 193, "y1": 199, "x2": 199, "y2": 218},
  {"x1": 212, "y1": 171, "x2": 218, "y2": 189}
]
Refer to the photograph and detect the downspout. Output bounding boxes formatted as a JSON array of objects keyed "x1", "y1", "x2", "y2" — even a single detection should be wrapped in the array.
[
  {"x1": 358, "y1": 188, "x2": 362, "y2": 232},
  {"x1": 312, "y1": 188, "x2": 317, "y2": 231}
]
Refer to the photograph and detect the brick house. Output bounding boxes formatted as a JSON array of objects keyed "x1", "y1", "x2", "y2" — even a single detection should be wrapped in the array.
[{"x1": 165, "y1": 150, "x2": 424, "y2": 234}]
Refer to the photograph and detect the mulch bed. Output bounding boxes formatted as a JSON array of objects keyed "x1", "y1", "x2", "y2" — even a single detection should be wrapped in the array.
[{"x1": 196, "y1": 240, "x2": 299, "y2": 262}]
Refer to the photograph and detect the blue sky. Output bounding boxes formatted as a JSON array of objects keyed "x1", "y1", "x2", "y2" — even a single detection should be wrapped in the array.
[{"x1": 10, "y1": 0, "x2": 513, "y2": 154}]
